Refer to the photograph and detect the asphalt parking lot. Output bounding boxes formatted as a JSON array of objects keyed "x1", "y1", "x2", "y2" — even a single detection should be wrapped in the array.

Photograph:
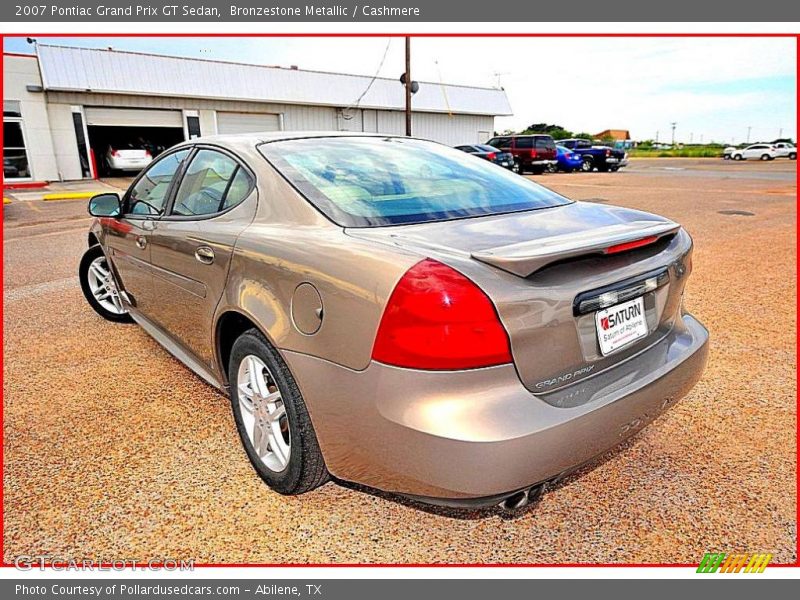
[{"x1": 3, "y1": 158, "x2": 796, "y2": 564}]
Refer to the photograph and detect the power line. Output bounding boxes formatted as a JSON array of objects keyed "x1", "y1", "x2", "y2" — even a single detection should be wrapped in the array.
[{"x1": 342, "y1": 38, "x2": 392, "y2": 116}]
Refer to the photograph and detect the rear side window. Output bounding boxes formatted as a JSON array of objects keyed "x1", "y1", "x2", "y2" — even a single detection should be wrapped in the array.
[
  {"x1": 223, "y1": 168, "x2": 255, "y2": 210},
  {"x1": 259, "y1": 136, "x2": 571, "y2": 227},
  {"x1": 172, "y1": 149, "x2": 252, "y2": 217},
  {"x1": 515, "y1": 137, "x2": 533, "y2": 149}
]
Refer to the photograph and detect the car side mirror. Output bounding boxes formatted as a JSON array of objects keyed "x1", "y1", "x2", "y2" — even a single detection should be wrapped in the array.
[{"x1": 88, "y1": 193, "x2": 121, "y2": 217}]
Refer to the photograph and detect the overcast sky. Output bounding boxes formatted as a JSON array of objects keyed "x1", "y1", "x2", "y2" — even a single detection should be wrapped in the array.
[{"x1": 5, "y1": 36, "x2": 796, "y2": 144}]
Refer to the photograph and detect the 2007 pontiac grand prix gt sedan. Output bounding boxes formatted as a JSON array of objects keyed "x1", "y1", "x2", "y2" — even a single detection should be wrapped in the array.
[{"x1": 80, "y1": 132, "x2": 709, "y2": 511}]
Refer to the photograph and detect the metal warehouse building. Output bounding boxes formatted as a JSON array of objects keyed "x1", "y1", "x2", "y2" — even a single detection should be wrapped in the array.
[{"x1": 3, "y1": 44, "x2": 512, "y2": 183}]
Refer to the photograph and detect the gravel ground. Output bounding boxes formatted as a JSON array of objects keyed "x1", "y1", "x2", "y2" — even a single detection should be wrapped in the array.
[{"x1": 3, "y1": 158, "x2": 796, "y2": 564}]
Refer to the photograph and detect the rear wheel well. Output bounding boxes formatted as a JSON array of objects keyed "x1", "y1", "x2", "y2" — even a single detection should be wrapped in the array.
[
  {"x1": 217, "y1": 311, "x2": 261, "y2": 383},
  {"x1": 88, "y1": 232, "x2": 99, "y2": 247}
]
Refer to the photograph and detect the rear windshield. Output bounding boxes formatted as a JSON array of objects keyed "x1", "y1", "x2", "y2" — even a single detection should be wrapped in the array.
[{"x1": 259, "y1": 137, "x2": 571, "y2": 227}]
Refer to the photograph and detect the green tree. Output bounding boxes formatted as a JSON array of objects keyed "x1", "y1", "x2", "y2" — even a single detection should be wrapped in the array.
[{"x1": 520, "y1": 123, "x2": 573, "y2": 140}]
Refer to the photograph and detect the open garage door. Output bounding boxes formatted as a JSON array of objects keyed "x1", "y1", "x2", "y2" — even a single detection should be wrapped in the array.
[
  {"x1": 217, "y1": 111, "x2": 280, "y2": 134},
  {"x1": 85, "y1": 107, "x2": 183, "y2": 128},
  {"x1": 85, "y1": 107, "x2": 186, "y2": 176}
]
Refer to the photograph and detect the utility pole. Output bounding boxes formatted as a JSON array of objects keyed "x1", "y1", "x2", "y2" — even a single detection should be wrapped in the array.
[
  {"x1": 670, "y1": 122, "x2": 677, "y2": 147},
  {"x1": 404, "y1": 36, "x2": 412, "y2": 137},
  {"x1": 689, "y1": 132, "x2": 693, "y2": 144},
  {"x1": 655, "y1": 130, "x2": 659, "y2": 143},
  {"x1": 779, "y1": 127, "x2": 783, "y2": 139},
  {"x1": 746, "y1": 126, "x2": 752, "y2": 143}
]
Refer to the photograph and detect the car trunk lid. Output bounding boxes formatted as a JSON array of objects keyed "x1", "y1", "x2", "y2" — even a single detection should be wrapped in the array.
[{"x1": 347, "y1": 202, "x2": 692, "y2": 396}]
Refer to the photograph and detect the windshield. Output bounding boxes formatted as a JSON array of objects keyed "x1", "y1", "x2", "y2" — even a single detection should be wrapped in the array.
[{"x1": 259, "y1": 136, "x2": 571, "y2": 227}]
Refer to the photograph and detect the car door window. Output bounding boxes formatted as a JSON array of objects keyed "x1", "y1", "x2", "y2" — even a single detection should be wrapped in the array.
[
  {"x1": 127, "y1": 149, "x2": 190, "y2": 216},
  {"x1": 515, "y1": 137, "x2": 533, "y2": 149},
  {"x1": 172, "y1": 149, "x2": 251, "y2": 217}
]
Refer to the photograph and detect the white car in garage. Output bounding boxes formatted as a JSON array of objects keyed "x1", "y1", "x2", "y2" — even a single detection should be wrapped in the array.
[
  {"x1": 104, "y1": 143, "x2": 153, "y2": 174},
  {"x1": 728, "y1": 144, "x2": 778, "y2": 161}
]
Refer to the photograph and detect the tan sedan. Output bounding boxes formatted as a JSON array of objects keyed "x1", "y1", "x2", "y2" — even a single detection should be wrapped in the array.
[{"x1": 80, "y1": 133, "x2": 709, "y2": 510}]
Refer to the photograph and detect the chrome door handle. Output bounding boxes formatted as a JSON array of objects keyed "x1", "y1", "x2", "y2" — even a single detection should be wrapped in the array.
[
  {"x1": 135, "y1": 236, "x2": 147, "y2": 249},
  {"x1": 195, "y1": 246, "x2": 215, "y2": 264},
  {"x1": 142, "y1": 219, "x2": 156, "y2": 231}
]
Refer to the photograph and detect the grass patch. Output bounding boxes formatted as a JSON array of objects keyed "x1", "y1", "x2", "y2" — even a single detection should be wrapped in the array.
[{"x1": 628, "y1": 148, "x2": 723, "y2": 158}]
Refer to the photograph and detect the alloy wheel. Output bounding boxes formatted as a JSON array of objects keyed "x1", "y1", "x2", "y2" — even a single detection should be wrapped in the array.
[
  {"x1": 237, "y1": 355, "x2": 291, "y2": 472},
  {"x1": 86, "y1": 256, "x2": 127, "y2": 315}
]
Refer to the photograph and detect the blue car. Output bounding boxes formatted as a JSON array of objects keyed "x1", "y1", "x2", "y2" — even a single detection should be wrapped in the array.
[{"x1": 553, "y1": 144, "x2": 583, "y2": 172}]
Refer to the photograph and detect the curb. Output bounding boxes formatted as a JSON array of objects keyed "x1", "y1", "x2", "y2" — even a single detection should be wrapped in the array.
[{"x1": 42, "y1": 192, "x2": 101, "y2": 202}]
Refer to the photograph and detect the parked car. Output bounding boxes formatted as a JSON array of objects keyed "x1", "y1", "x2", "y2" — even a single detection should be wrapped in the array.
[
  {"x1": 728, "y1": 144, "x2": 778, "y2": 161},
  {"x1": 722, "y1": 146, "x2": 736, "y2": 159},
  {"x1": 772, "y1": 142, "x2": 797, "y2": 159},
  {"x1": 455, "y1": 144, "x2": 515, "y2": 170},
  {"x1": 103, "y1": 141, "x2": 154, "y2": 174},
  {"x1": 552, "y1": 144, "x2": 583, "y2": 172},
  {"x1": 485, "y1": 134, "x2": 557, "y2": 174},
  {"x1": 80, "y1": 133, "x2": 708, "y2": 511},
  {"x1": 557, "y1": 138, "x2": 628, "y2": 172}
]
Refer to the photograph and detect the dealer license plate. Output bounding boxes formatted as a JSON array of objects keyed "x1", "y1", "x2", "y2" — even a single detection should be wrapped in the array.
[{"x1": 595, "y1": 296, "x2": 647, "y2": 355}]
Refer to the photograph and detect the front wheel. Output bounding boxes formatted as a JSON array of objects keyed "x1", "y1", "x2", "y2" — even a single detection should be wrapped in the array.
[
  {"x1": 733, "y1": 154, "x2": 743, "y2": 161},
  {"x1": 229, "y1": 329, "x2": 329, "y2": 495},
  {"x1": 79, "y1": 245, "x2": 132, "y2": 322},
  {"x1": 581, "y1": 157, "x2": 594, "y2": 172},
  {"x1": 761, "y1": 154, "x2": 771, "y2": 161},
  {"x1": 789, "y1": 152, "x2": 797, "y2": 160}
]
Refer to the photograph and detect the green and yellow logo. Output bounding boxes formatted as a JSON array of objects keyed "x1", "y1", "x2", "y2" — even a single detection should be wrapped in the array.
[{"x1": 696, "y1": 553, "x2": 772, "y2": 573}]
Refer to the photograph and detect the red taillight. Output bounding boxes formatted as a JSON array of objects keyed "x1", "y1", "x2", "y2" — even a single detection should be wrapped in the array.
[
  {"x1": 605, "y1": 149, "x2": 611, "y2": 157},
  {"x1": 530, "y1": 149, "x2": 538, "y2": 158},
  {"x1": 372, "y1": 259, "x2": 513, "y2": 370},
  {"x1": 486, "y1": 152, "x2": 497, "y2": 160},
  {"x1": 604, "y1": 236, "x2": 659, "y2": 255},
  {"x1": 111, "y1": 149, "x2": 120, "y2": 157},
  {"x1": 145, "y1": 150, "x2": 152, "y2": 158}
]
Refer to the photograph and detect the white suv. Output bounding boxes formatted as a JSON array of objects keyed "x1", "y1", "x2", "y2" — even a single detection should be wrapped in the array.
[{"x1": 729, "y1": 144, "x2": 778, "y2": 161}]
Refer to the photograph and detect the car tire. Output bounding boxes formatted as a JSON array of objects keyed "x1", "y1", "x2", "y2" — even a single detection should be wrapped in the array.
[
  {"x1": 733, "y1": 154, "x2": 743, "y2": 161},
  {"x1": 790, "y1": 152, "x2": 797, "y2": 160},
  {"x1": 79, "y1": 245, "x2": 133, "y2": 323},
  {"x1": 581, "y1": 157, "x2": 594, "y2": 172},
  {"x1": 229, "y1": 328, "x2": 329, "y2": 496},
  {"x1": 761, "y1": 154, "x2": 771, "y2": 161}
]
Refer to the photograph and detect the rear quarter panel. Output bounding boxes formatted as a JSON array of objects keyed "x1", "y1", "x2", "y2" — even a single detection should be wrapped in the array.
[{"x1": 214, "y1": 165, "x2": 422, "y2": 377}]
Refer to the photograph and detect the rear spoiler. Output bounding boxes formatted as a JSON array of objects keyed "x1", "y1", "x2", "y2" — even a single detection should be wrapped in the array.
[{"x1": 471, "y1": 220, "x2": 680, "y2": 277}]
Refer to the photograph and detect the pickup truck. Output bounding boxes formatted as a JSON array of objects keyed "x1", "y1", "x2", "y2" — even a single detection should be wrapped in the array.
[{"x1": 556, "y1": 138, "x2": 628, "y2": 172}]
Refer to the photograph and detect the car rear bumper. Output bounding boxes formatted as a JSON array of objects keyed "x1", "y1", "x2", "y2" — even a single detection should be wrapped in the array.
[
  {"x1": 107, "y1": 158, "x2": 152, "y2": 171},
  {"x1": 284, "y1": 313, "x2": 709, "y2": 506}
]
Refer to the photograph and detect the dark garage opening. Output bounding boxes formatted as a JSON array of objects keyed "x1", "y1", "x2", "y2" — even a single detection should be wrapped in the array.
[{"x1": 88, "y1": 125, "x2": 185, "y2": 175}]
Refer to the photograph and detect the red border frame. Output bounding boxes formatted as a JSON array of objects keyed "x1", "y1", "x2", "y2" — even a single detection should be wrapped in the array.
[{"x1": 1, "y1": 31, "x2": 798, "y2": 570}]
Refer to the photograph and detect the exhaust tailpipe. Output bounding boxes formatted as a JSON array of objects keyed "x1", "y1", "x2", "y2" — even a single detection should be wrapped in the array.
[{"x1": 497, "y1": 483, "x2": 547, "y2": 512}]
